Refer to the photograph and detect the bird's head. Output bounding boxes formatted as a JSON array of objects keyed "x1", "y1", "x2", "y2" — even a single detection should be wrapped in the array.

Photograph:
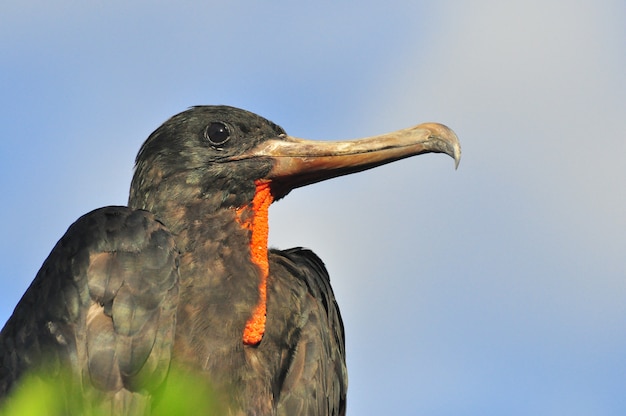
[{"x1": 129, "y1": 105, "x2": 461, "y2": 214}]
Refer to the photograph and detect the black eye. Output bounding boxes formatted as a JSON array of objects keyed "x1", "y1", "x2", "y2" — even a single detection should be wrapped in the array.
[{"x1": 204, "y1": 122, "x2": 231, "y2": 147}]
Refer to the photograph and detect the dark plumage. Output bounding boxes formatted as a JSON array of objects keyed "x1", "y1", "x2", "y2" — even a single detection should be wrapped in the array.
[{"x1": 0, "y1": 106, "x2": 460, "y2": 415}]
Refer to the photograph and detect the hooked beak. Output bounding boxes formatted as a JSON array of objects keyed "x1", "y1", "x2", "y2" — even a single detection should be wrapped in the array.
[{"x1": 241, "y1": 122, "x2": 460, "y2": 199}]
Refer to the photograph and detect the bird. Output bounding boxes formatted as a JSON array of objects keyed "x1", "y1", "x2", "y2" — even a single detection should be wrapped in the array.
[{"x1": 0, "y1": 105, "x2": 460, "y2": 415}]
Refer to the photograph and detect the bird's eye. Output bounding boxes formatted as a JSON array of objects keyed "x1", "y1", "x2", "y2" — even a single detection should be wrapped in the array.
[{"x1": 204, "y1": 122, "x2": 231, "y2": 148}]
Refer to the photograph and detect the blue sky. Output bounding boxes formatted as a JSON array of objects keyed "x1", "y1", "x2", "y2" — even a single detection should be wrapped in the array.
[{"x1": 1, "y1": 1, "x2": 625, "y2": 414}]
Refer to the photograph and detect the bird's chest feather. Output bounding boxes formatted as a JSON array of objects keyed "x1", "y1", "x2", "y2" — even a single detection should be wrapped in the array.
[
  {"x1": 167, "y1": 193, "x2": 272, "y2": 371},
  {"x1": 165, "y1": 212, "x2": 287, "y2": 413},
  {"x1": 173, "y1": 233, "x2": 260, "y2": 361}
]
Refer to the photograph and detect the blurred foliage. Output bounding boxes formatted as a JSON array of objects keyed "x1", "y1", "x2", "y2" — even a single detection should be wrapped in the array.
[
  {"x1": 0, "y1": 365, "x2": 226, "y2": 415},
  {"x1": 151, "y1": 366, "x2": 227, "y2": 416}
]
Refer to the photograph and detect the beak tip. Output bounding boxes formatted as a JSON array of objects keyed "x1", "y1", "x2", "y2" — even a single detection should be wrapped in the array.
[
  {"x1": 419, "y1": 122, "x2": 461, "y2": 170},
  {"x1": 453, "y1": 141, "x2": 462, "y2": 170}
]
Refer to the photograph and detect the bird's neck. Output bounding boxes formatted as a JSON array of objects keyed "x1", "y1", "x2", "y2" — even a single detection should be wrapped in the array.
[{"x1": 144, "y1": 180, "x2": 274, "y2": 348}]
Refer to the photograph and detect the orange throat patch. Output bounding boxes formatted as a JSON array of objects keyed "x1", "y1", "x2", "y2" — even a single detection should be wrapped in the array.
[{"x1": 236, "y1": 181, "x2": 273, "y2": 345}]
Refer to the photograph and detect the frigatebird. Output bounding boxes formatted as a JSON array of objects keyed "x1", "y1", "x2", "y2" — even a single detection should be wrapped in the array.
[{"x1": 0, "y1": 106, "x2": 460, "y2": 415}]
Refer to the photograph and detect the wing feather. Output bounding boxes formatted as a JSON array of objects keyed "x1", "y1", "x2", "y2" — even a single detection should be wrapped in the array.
[
  {"x1": 0, "y1": 206, "x2": 179, "y2": 413},
  {"x1": 269, "y1": 247, "x2": 347, "y2": 416}
]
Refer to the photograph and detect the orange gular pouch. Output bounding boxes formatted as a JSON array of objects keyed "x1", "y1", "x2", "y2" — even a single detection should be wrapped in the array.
[{"x1": 236, "y1": 180, "x2": 273, "y2": 345}]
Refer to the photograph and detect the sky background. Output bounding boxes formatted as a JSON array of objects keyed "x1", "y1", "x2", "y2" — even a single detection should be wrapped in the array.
[{"x1": 1, "y1": 1, "x2": 625, "y2": 414}]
